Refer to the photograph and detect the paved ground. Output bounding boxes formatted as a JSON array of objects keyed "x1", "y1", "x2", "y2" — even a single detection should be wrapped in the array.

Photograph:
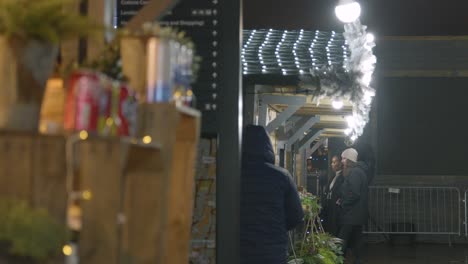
[{"x1": 360, "y1": 243, "x2": 468, "y2": 264}]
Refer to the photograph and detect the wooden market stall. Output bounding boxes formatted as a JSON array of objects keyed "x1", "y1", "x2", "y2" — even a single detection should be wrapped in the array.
[{"x1": 0, "y1": 0, "x2": 201, "y2": 263}]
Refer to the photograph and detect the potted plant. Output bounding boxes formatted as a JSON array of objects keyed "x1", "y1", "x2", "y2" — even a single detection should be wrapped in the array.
[
  {"x1": 0, "y1": 0, "x2": 98, "y2": 131},
  {"x1": 288, "y1": 193, "x2": 344, "y2": 264},
  {"x1": 0, "y1": 199, "x2": 68, "y2": 264}
]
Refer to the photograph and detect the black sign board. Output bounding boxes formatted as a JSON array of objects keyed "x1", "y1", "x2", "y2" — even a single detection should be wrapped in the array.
[{"x1": 117, "y1": 0, "x2": 220, "y2": 134}]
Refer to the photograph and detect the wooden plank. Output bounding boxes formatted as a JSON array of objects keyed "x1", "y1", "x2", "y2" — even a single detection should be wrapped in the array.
[
  {"x1": 79, "y1": 140, "x2": 122, "y2": 264},
  {"x1": 122, "y1": 145, "x2": 164, "y2": 263},
  {"x1": 0, "y1": 134, "x2": 33, "y2": 201},
  {"x1": 31, "y1": 135, "x2": 67, "y2": 223},
  {"x1": 161, "y1": 114, "x2": 200, "y2": 264}
]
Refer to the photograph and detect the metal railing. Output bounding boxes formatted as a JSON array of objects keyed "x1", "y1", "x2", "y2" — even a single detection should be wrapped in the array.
[
  {"x1": 365, "y1": 186, "x2": 461, "y2": 236},
  {"x1": 465, "y1": 190, "x2": 468, "y2": 237}
]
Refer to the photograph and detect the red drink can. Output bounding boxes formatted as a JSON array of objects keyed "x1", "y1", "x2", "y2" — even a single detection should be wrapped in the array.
[{"x1": 64, "y1": 70, "x2": 102, "y2": 133}]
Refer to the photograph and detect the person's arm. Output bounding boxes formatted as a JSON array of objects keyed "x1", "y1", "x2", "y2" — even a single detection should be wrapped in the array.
[
  {"x1": 285, "y1": 174, "x2": 304, "y2": 230},
  {"x1": 340, "y1": 170, "x2": 362, "y2": 209}
]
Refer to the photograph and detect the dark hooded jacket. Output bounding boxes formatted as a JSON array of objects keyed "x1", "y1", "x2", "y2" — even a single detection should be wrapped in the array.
[
  {"x1": 339, "y1": 161, "x2": 369, "y2": 225},
  {"x1": 241, "y1": 125, "x2": 304, "y2": 264}
]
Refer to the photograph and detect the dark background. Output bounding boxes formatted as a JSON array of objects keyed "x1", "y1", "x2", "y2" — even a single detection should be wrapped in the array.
[
  {"x1": 376, "y1": 77, "x2": 468, "y2": 175},
  {"x1": 244, "y1": 0, "x2": 468, "y2": 175},
  {"x1": 244, "y1": 0, "x2": 468, "y2": 36}
]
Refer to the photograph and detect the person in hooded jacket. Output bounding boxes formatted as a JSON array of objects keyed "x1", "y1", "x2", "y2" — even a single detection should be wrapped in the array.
[
  {"x1": 241, "y1": 125, "x2": 304, "y2": 264},
  {"x1": 337, "y1": 148, "x2": 368, "y2": 264}
]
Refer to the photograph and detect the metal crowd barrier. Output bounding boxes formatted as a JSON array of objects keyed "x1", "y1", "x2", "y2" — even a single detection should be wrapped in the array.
[
  {"x1": 365, "y1": 186, "x2": 461, "y2": 236},
  {"x1": 465, "y1": 190, "x2": 468, "y2": 237}
]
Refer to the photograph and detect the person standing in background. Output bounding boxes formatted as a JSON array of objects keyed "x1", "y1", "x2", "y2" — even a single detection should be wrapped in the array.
[
  {"x1": 321, "y1": 155, "x2": 344, "y2": 236},
  {"x1": 240, "y1": 125, "x2": 304, "y2": 264},
  {"x1": 338, "y1": 148, "x2": 368, "y2": 264}
]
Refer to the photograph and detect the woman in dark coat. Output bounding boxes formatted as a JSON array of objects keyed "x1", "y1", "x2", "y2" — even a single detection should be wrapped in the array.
[
  {"x1": 241, "y1": 125, "x2": 304, "y2": 264},
  {"x1": 322, "y1": 155, "x2": 344, "y2": 236}
]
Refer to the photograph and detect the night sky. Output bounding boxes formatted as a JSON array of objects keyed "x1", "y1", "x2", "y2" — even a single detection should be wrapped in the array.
[{"x1": 244, "y1": 0, "x2": 468, "y2": 36}]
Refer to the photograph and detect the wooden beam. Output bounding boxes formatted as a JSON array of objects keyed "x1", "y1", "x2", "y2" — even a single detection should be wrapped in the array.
[
  {"x1": 307, "y1": 138, "x2": 326, "y2": 157},
  {"x1": 126, "y1": 0, "x2": 179, "y2": 31},
  {"x1": 286, "y1": 116, "x2": 320, "y2": 150},
  {"x1": 266, "y1": 105, "x2": 302, "y2": 133},
  {"x1": 275, "y1": 105, "x2": 352, "y2": 116}
]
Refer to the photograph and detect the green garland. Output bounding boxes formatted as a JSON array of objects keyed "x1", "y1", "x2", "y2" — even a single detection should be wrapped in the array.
[{"x1": 0, "y1": 0, "x2": 100, "y2": 43}]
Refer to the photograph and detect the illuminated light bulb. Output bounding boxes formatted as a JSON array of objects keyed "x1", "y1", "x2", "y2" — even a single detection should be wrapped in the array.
[
  {"x1": 335, "y1": 0, "x2": 361, "y2": 23},
  {"x1": 366, "y1": 33, "x2": 375, "y2": 43},
  {"x1": 106, "y1": 118, "x2": 114, "y2": 126},
  {"x1": 142, "y1": 136, "x2": 152, "y2": 144},
  {"x1": 332, "y1": 100, "x2": 344, "y2": 109}
]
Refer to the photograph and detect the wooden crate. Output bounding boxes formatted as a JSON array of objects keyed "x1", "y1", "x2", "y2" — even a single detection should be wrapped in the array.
[
  {"x1": 73, "y1": 103, "x2": 200, "y2": 264},
  {"x1": 0, "y1": 132, "x2": 67, "y2": 223},
  {"x1": 127, "y1": 103, "x2": 200, "y2": 264}
]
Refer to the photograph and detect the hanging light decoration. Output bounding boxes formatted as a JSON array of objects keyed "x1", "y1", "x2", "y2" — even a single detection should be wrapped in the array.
[
  {"x1": 332, "y1": 100, "x2": 344, "y2": 109},
  {"x1": 335, "y1": 0, "x2": 361, "y2": 23}
]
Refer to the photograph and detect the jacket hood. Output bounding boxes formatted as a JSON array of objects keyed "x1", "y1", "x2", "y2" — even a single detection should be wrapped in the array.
[{"x1": 242, "y1": 125, "x2": 275, "y2": 164}]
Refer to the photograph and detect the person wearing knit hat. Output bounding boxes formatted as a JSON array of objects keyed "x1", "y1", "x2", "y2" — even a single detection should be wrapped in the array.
[
  {"x1": 341, "y1": 148, "x2": 358, "y2": 163},
  {"x1": 337, "y1": 148, "x2": 369, "y2": 264}
]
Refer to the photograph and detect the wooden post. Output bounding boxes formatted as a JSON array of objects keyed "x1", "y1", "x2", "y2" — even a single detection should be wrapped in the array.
[
  {"x1": 132, "y1": 103, "x2": 200, "y2": 264},
  {"x1": 122, "y1": 145, "x2": 164, "y2": 263},
  {"x1": 31, "y1": 135, "x2": 67, "y2": 223},
  {"x1": 78, "y1": 139, "x2": 123, "y2": 264}
]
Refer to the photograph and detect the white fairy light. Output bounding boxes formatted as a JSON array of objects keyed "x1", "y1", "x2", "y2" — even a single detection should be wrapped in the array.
[{"x1": 344, "y1": 128, "x2": 352, "y2": 135}]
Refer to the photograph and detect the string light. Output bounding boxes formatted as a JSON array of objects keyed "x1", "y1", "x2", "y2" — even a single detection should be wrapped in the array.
[
  {"x1": 82, "y1": 190, "x2": 92, "y2": 201},
  {"x1": 63, "y1": 245, "x2": 73, "y2": 256},
  {"x1": 142, "y1": 136, "x2": 152, "y2": 144},
  {"x1": 242, "y1": 29, "x2": 348, "y2": 75},
  {"x1": 79, "y1": 130, "x2": 88, "y2": 140}
]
